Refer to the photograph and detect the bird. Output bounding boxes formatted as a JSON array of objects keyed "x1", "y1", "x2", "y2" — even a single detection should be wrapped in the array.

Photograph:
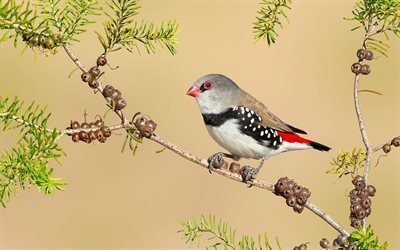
[{"x1": 186, "y1": 74, "x2": 331, "y2": 183}]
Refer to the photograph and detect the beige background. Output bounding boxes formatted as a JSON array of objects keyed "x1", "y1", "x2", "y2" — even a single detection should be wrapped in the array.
[{"x1": 1, "y1": 0, "x2": 399, "y2": 249}]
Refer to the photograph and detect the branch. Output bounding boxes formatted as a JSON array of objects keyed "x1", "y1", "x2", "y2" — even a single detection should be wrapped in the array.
[
  {"x1": 61, "y1": 43, "x2": 349, "y2": 237},
  {"x1": 353, "y1": 74, "x2": 373, "y2": 183},
  {"x1": 148, "y1": 134, "x2": 350, "y2": 237}
]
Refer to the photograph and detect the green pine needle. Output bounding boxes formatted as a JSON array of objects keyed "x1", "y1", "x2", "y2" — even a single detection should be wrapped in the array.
[{"x1": 0, "y1": 96, "x2": 66, "y2": 207}]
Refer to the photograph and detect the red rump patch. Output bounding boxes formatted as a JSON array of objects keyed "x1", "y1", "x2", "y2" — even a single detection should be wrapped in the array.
[{"x1": 277, "y1": 131, "x2": 311, "y2": 144}]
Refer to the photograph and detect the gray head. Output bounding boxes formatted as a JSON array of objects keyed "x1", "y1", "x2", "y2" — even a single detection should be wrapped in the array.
[{"x1": 187, "y1": 74, "x2": 241, "y2": 114}]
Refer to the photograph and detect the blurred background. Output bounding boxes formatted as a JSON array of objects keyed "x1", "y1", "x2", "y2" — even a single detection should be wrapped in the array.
[{"x1": 0, "y1": 0, "x2": 399, "y2": 249}]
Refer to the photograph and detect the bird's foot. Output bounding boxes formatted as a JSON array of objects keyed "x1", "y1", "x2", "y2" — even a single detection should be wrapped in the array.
[
  {"x1": 207, "y1": 152, "x2": 226, "y2": 173},
  {"x1": 240, "y1": 166, "x2": 259, "y2": 187}
]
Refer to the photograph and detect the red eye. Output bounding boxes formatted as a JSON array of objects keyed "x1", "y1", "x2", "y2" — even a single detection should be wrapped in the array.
[{"x1": 203, "y1": 81, "x2": 212, "y2": 90}]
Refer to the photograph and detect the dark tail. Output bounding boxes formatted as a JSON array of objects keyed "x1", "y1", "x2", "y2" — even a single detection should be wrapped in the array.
[{"x1": 310, "y1": 141, "x2": 331, "y2": 151}]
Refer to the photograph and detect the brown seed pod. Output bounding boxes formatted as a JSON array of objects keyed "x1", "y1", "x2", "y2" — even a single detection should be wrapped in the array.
[
  {"x1": 71, "y1": 133, "x2": 80, "y2": 142},
  {"x1": 358, "y1": 189, "x2": 369, "y2": 199},
  {"x1": 336, "y1": 235, "x2": 348, "y2": 247},
  {"x1": 351, "y1": 218, "x2": 363, "y2": 228},
  {"x1": 319, "y1": 238, "x2": 330, "y2": 249},
  {"x1": 88, "y1": 79, "x2": 99, "y2": 89},
  {"x1": 88, "y1": 131, "x2": 97, "y2": 141},
  {"x1": 114, "y1": 97, "x2": 127, "y2": 110},
  {"x1": 352, "y1": 175, "x2": 364, "y2": 185},
  {"x1": 355, "y1": 209, "x2": 366, "y2": 219},
  {"x1": 89, "y1": 122, "x2": 96, "y2": 128},
  {"x1": 78, "y1": 131, "x2": 90, "y2": 143},
  {"x1": 351, "y1": 62, "x2": 362, "y2": 74},
  {"x1": 298, "y1": 244, "x2": 307, "y2": 250},
  {"x1": 356, "y1": 49, "x2": 367, "y2": 60},
  {"x1": 101, "y1": 126, "x2": 112, "y2": 137},
  {"x1": 285, "y1": 180, "x2": 295, "y2": 191},
  {"x1": 80, "y1": 122, "x2": 89, "y2": 129},
  {"x1": 361, "y1": 198, "x2": 371, "y2": 209},
  {"x1": 367, "y1": 185, "x2": 376, "y2": 197},
  {"x1": 382, "y1": 144, "x2": 391, "y2": 153},
  {"x1": 296, "y1": 196, "x2": 307, "y2": 206},
  {"x1": 135, "y1": 117, "x2": 157, "y2": 137},
  {"x1": 89, "y1": 66, "x2": 100, "y2": 78},
  {"x1": 365, "y1": 207, "x2": 371, "y2": 216},
  {"x1": 293, "y1": 184, "x2": 302, "y2": 194},
  {"x1": 274, "y1": 177, "x2": 289, "y2": 194},
  {"x1": 299, "y1": 188, "x2": 311, "y2": 199},
  {"x1": 293, "y1": 203, "x2": 304, "y2": 213},
  {"x1": 286, "y1": 196, "x2": 297, "y2": 207},
  {"x1": 351, "y1": 203, "x2": 362, "y2": 213},
  {"x1": 102, "y1": 85, "x2": 115, "y2": 98},
  {"x1": 350, "y1": 195, "x2": 361, "y2": 204},
  {"x1": 391, "y1": 137, "x2": 400, "y2": 147},
  {"x1": 71, "y1": 121, "x2": 80, "y2": 129},
  {"x1": 97, "y1": 55, "x2": 107, "y2": 66},
  {"x1": 111, "y1": 89, "x2": 122, "y2": 100},
  {"x1": 360, "y1": 64, "x2": 371, "y2": 75},
  {"x1": 355, "y1": 180, "x2": 366, "y2": 191},
  {"x1": 81, "y1": 72, "x2": 91, "y2": 82},
  {"x1": 349, "y1": 189, "x2": 359, "y2": 198},
  {"x1": 95, "y1": 129, "x2": 106, "y2": 143},
  {"x1": 282, "y1": 188, "x2": 293, "y2": 199},
  {"x1": 94, "y1": 119, "x2": 104, "y2": 127},
  {"x1": 365, "y1": 50, "x2": 374, "y2": 60},
  {"x1": 229, "y1": 162, "x2": 241, "y2": 174},
  {"x1": 293, "y1": 247, "x2": 299, "y2": 250}
]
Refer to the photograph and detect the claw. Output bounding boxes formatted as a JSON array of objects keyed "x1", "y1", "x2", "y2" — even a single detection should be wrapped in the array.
[
  {"x1": 240, "y1": 166, "x2": 259, "y2": 186},
  {"x1": 207, "y1": 152, "x2": 225, "y2": 173}
]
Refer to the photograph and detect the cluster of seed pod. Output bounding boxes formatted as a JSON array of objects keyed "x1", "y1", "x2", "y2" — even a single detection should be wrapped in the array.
[
  {"x1": 382, "y1": 136, "x2": 400, "y2": 153},
  {"x1": 80, "y1": 55, "x2": 108, "y2": 89},
  {"x1": 320, "y1": 236, "x2": 357, "y2": 250},
  {"x1": 349, "y1": 175, "x2": 376, "y2": 228},
  {"x1": 67, "y1": 118, "x2": 111, "y2": 143},
  {"x1": 134, "y1": 116, "x2": 157, "y2": 138},
  {"x1": 351, "y1": 48, "x2": 374, "y2": 75},
  {"x1": 102, "y1": 84, "x2": 127, "y2": 110},
  {"x1": 22, "y1": 31, "x2": 58, "y2": 50},
  {"x1": 292, "y1": 242, "x2": 308, "y2": 250},
  {"x1": 274, "y1": 177, "x2": 311, "y2": 213}
]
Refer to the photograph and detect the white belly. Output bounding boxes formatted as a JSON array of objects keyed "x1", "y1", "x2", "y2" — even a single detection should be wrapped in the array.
[{"x1": 205, "y1": 119, "x2": 271, "y2": 159}]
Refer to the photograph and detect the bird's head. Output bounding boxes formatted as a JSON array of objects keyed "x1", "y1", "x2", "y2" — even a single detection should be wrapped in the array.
[{"x1": 187, "y1": 74, "x2": 240, "y2": 114}]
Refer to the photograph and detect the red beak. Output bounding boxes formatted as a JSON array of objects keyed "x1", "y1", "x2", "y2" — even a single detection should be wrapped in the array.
[{"x1": 186, "y1": 86, "x2": 201, "y2": 97}]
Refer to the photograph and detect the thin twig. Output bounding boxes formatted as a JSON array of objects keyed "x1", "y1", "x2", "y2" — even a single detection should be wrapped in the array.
[{"x1": 353, "y1": 74, "x2": 373, "y2": 183}]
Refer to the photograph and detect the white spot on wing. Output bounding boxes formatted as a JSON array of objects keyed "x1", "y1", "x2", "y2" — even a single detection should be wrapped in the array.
[
  {"x1": 273, "y1": 141, "x2": 277, "y2": 146},
  {"x1": 261, "y1": 131, "x2": 264, "y2": 136},
  {"x1": 253, "y1": 127, "x2": 256, "y2": 131},
  {"x1": 250, "y1": 118, "x2": 254, "y2": 123},
  {"x1": 247, "y1": 113, "x2": 251, "y2": 118}
]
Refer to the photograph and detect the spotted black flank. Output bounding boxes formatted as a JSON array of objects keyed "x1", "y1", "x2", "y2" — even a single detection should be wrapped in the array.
[{"x1": 203, "y1": 106, "x2": 283, "y2": 149}]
